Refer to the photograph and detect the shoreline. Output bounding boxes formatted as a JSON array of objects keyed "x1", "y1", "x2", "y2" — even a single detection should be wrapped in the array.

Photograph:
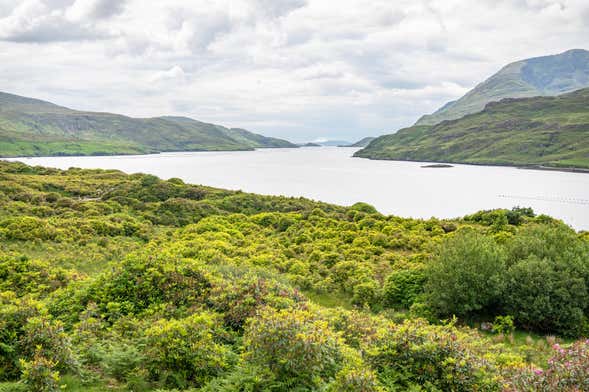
[
  {"x1": 353, "y1": 155, "x2": 589, "y2": 175},
  {"x1": 0, "y1": 145, "x2": 301, "y2": 159}
]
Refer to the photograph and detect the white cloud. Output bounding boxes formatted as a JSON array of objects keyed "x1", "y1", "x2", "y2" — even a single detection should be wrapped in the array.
[
  {"x1": 0, "y1": 0, "x2": 587, "y2": 141},
  {"x1": 65, "y1": 0, "x2": 127, "y2": 21},
  {"x1": 149, "y1": 65, "x2": 187, "y2": 84}
]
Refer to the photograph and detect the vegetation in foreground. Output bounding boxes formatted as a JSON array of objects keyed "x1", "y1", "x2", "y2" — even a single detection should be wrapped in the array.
[
  {"x1": 356, "y1": 87, "x2": 589, "y2": 169},
  {"x1": 0, "y1": 91, "x2": 296, "y2": 157},
  {"x1": 0, "y1": 160, "x2": 588, "y2": 391}
]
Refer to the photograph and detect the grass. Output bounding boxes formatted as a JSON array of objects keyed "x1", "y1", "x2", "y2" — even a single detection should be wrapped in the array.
[
  {"x1": 480, "y1": 329, "x2": 575, "y2": 367},
  {"x1": 304, "y1": 290, "x2": 355, "y2": 310}
]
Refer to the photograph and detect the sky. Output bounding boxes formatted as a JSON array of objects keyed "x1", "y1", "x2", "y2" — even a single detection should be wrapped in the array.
[{"x1": 0, "y1": 0, "x2": 587, "y2": 143}]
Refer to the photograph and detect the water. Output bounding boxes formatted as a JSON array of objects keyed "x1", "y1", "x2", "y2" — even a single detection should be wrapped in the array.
[{"x1": 9, "y1": 147, "x2": 589, "y2": 230}]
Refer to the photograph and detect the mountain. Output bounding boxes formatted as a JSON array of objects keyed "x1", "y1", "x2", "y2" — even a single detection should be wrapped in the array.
[
  {"x1": 316, "y1": 140, "x2": 352, "y2": 146},
  {"x1": 344, "y1": 137, "x2": 376, "y2": 147},
  {"x1": 355, "y1": 87, "x2": 589, "y2": 169},
  {"x1": 0, "y1": 91, "x2": 296, "y2": 157},
  {"x1": 416, "y1": 49, "x2": 589, "y2": 126}
]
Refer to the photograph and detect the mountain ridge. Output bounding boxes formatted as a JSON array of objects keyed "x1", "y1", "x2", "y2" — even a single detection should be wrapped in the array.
[
  {"x1": 0, "y1": 91, "x2": 296, "y2": 157},
  {"x1": 355, "y1": 87, "x2": 589, "y2": 169},
  {"x1": 416, "y1": 49, "x2": 589, "y2": 126}
]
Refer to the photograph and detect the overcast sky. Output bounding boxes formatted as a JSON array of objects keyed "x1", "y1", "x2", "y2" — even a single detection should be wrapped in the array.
[{"x1": 0, "y1": 0, "x2": 587, "y2": 142}]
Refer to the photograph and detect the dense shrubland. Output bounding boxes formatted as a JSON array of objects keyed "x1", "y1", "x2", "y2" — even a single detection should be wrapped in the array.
[{"x1": 0, "y1": 160, "x2": 587, "y2": 391}]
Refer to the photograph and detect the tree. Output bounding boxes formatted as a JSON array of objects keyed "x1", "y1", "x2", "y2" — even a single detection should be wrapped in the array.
[
  {"x1": 504, "y1": 256, "x2": 588, "y2": 335},
  {"x1": 425, "y1": 230, "x2": 506, "y2": 318}
]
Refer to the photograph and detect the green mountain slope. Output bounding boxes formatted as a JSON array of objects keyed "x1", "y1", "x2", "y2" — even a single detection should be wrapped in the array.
[
  {"x1": 345, "y1": 137, "x2": 376, "y2": 147},
  {"x1": 355, "y1": 88, "x2": 589, "y2": 169},
  {"x1": 416, "y1": 49, "x2": 589, "y2": 126},
  {"x1": 0, "y1": 91, "x2": 296, "y2": 157}
]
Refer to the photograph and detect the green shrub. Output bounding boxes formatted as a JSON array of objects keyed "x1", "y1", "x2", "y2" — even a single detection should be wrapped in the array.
[
  {"x1": 425, "y1": 230, "x2": 506, "y2": 318},
  {"x1": 18, "y1": 351, "x2": 60, "y2": 392},
  {"x1": 492, "y1": 315, "x2": 515, "y2": 335},
  {"x1": 383, "y1": 266, "x2": 426, "y2": 308},
  {"x1": 143, "y1": 313, "x2": 234, "y2": 388},
  {"x1": 504, "y1": 256, "x2": 587, "y2": 335},
  {"x1": 243, "y1": 307, "x2": 343, "y2": 389},
  {"x1": 366, "y1": 319, "x2": 502, "y2": 391},
  {"x1": 328, "y1": 365, "x2": 384, "y2": 392}
]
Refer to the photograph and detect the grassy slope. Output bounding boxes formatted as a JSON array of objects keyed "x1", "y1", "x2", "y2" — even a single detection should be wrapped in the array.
[
  {"x1": 416, "y1": 49, "x2": 589, "y2": 126},
  {"x1": 356, "y1": 87, "x2": 589, "y2": 169},
  {"x1": 348, "y1": 136, "x2": 376, "y2": 147},
  {"x1": 0, "y1": 92, "x2": 296, "y2": 157}
]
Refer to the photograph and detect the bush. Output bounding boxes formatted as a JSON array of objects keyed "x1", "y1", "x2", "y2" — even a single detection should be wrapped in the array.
[
  {"x1": 243, "y1": 307, "x2": 343, "y2": 389},
  {"x1": 143, "y1": 313, "x2": 233, "y2": 388},
  {"x1": 328, "y1": 365, "x2": 384, "y2": 392},
  {"x1": 366, "y1": 319, "x2": 502, "y2": 391},
  {"x1": 504, "y1": 256, "x2": 587, "y2": 335},
  {"x1": 383, "y1": 266, "x2": 426, "y2": 308},
  {"x1": 351, "y1": 280, "x2": 381, "y2": 308},
  {"x1": 0, "y1": 296, "x2": 75, "y2": 382},
  {"x1": 18, "y1": 351, "x2": 60, "y2": 392},
  {"x1": 507, "y1": 340, "x2": 589, "y2": 391},
  {"x1": 425, "y1": 230, "x2": 506, "y2": 318},
  {"x1": 492, "y1": 315, "x2": 515, "y2": 335}
]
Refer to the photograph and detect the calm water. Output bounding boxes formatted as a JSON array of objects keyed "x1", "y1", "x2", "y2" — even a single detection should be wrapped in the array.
[{"x1": 10, "y1": 147, "x2": 589, "y2": 230}]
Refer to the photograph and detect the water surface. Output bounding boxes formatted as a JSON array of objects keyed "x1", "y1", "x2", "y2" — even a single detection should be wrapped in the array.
[{"x1": 10, "y1": 147, "x2": 589, "y2": 230}]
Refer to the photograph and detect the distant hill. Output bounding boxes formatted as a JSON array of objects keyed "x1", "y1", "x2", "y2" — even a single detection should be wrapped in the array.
[
  {"x1": 316, "y1": 140, "x2": 351, "y2": 146},
  {"x1": 299, "y1": 142, "x2": 322, "y2": 147},
  {"x1": 0, "y1": 91, "x2": 296, "y2": 157},
  {"x1": 416, "y1": 49, "x2": 589, "y2": 126},
  {"x1": 355, "y1": 88, "x2": 589, "y2": 169},
  {"x1": 343, "y1": 137, "x2": 376, "y2": 147}
]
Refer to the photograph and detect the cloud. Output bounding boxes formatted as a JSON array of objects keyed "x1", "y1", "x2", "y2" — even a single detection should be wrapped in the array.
[
  {"x1": 250, "y1": 0, "x2": 307, "y2": 18},
  {"x1": 66, "y1": 0, "x2": 127, "y2": 21},
  {"x1": 0, "y1": 0, "x2": 125, "y2": 43},
  {"x1": 149, "y1": 65, "x2": 187, "y2": 84},
  {"x1": 0, "y1": 0, "x2": 588, "y2": 142}
]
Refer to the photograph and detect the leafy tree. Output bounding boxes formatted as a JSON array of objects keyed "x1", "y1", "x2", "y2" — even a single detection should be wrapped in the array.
[
  {"x1": 504, "y1": 256, "x2": 588, "y2": 335},
  {"x1": 425, "y1": 230, "x2": 506, "y2": 318}
]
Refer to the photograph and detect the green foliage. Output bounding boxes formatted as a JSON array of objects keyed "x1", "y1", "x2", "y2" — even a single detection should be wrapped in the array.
[
  {"x1": 383, "y1": 265, "x2": 426, "y2": 308},
  {"x1": 0, "y1": 161, "x2": 586, "y2": 390},
  {"x1": 493, "y1": 315, "x2": 515, "y2": 335},
  {"x1": 504, "y1": 255, "x2": 587, "y2": 336},
  {"x1": 507, "y1": 340, "x2": 589, "y2": 391},
  {"x1": 0, "y1": 295, "x2": 76, "y2": 382},
  {"x1": 243, "y1": 307, "x2": 343, "y2": 389},
  {"x1": 503, "y1": 224, "x2": 589, "y2": 335},
  {"x1": 328, "y1": 365, "x2": 384, "y2": 392},
  {"x1": 143, "y1": 313, "x2": 234, "y2": 388},
  {"x1": 18, "y1": 351, "x2": 60, "y2": 392},
  {"x1": 425, "y1": 230, "x2": 506, "y2": 318},
  {"x1": 366, "y1": 319, "x2": 503, "y2": 391}
]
